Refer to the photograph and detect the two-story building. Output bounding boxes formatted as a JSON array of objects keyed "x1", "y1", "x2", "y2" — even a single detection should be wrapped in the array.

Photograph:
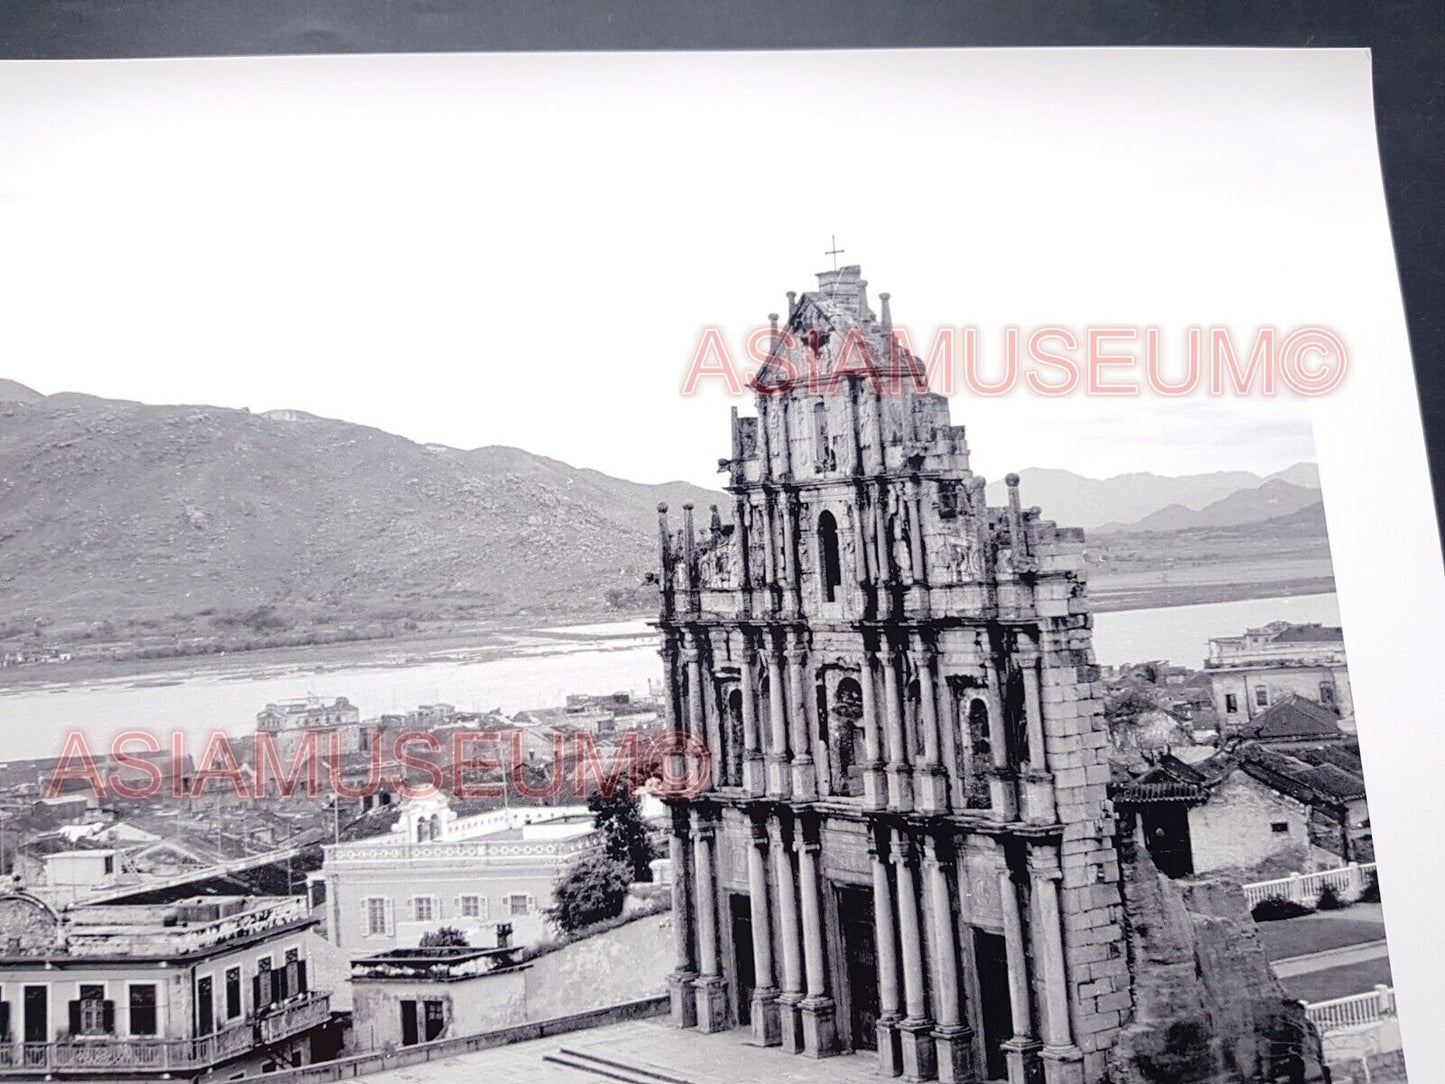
[
  {"x1": 1205, "y1": 622, "x2": 1353, "y2": 732},
  {"x1": 318, "y1": 799, "x2": 600, "y2": 956},
  {"x1": 0, "y1": 891, "x2": 339, "y2": 1079}
]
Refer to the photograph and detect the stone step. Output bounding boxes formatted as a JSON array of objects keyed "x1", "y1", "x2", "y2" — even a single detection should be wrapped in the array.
[{"x1": 546, "y1": 1047, "x2": 695, "y2": 1084}]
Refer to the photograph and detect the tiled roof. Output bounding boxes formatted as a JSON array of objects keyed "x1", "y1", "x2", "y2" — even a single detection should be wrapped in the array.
[
  {"x1": 1241, "y1": 695, "x2": 1342, "y2": 742},
  {"x1": 1296, "y1": 763, "x2": 1368, "y2": 802},
  {"x1": 1270, "y1": 624, "x2": 1344, "y2": 643},
  {"x1": 1113, "y1": 780, "x2": 1207, "y2": 805}
]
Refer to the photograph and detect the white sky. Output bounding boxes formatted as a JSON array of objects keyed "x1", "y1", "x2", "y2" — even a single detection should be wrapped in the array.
[{"x1": 0, "y1": 49, "x2": 1385, "y2": 487}]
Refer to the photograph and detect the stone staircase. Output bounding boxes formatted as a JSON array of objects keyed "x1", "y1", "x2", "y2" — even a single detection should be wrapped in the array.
[{"x1": 542, "y1": 1046, "x2": 695, "y2": 1084}]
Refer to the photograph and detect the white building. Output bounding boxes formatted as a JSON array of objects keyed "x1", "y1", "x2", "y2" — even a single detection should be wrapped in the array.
[
  {"x1": 318, "y1": 798, "x2": 600, "y2": 955},
  {"x1": 0, "y1": 891, "x2": 337, "y2": 1077},
  {"x1": 1204, "y1": 622, "x2": 1353, "y2": 731}
]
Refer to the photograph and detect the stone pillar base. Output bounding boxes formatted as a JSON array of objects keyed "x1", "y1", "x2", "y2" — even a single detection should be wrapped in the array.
[
  {"x1": 899, "y1": 1017, "x2": 937, "y2": 1082},
  {"x1": 1002, "y1": 1037, "x2": 1043, "y2": 1084},
  {"x1": 864, "y1": 763, "x2": 888, "y2": 810},
  {"x1": 743, "y1": 752, "x2": 766, "y2": 797},
  {"x1": 1023, "y1": 771, "x2": 1056, "y2": 824},
  {"x1": 877, "y1": 1015, "x2": 904, "y2": 1077},
  {"x1": 766, "y1": 755, "x2": 792, "y2": 800},
  {"x1": 693, "y1": 976, "x2": 729, "y2": 1034},
  {"x1": 886, "y1": 764, "x2": 914, "y2": 812},
  {"x1": 791, "y1": 755, "x2": 817, "y2": 802},
  {"x1": 989, "y1": 773, "x2": 1019, "y2": 821},
  {"x1": 751, "y1": 988, "x2": 782, "y2": 1047},
  {"x1": 933, "y1": 1025, "x2": 977, "y2": 1083},
  {"x1": 669, "y1": 970, "x2": 698, "y2": 1028},
  {"x1": 778, "y1": 993, "x2": 805, "y2": 1054},
  {"x1": 915, "y1": 766, "x2": 949, "y2": 814},
  {"x1": 1041, "y1": 1044, "x2": 1084, "y2": 1084},
  {"x1": 799, "y1": 995, "x2": 840, "y2": 1058}
]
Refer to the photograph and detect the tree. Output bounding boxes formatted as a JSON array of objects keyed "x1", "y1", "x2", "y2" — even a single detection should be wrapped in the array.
[
  {"x1": 419, "y1": 926, "x2": 470, "y2": 948},
  {"x1": 1104, "y1": 682, "x2": 1159, "y2": 747},
  {"x1": 588, "y1": 788, "x2": 657, "y2": 882},
  {"x1": 547, "y1": 850, "x2": 632, "y2": 933}
]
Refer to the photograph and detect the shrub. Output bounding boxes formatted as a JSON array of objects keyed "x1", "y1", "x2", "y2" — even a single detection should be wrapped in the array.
[
  {"x1": 1359, "y1": 872, "x2": 1382, "y2": 903},
  {"x1": 419, "y1": 926, "x2": 470, "y2": 948},
  {"x1": 1251, "y1": 896, "x2": 1315, "y2": 922},
  {"x1": 1315, "y1": 884, "x2": 1349, "y2": 911},
  {"x1": 547, "y1": 851, "x2": 633, "y2": 934}
]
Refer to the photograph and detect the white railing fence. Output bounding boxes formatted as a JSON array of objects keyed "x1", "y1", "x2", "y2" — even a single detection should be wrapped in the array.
[
  {"x1": 1304, "y1": 985, "x2": 1395, "y2": 1033},
  {"x1": 1242, "y1": 862, "x2": 1376, "y2": 910}
]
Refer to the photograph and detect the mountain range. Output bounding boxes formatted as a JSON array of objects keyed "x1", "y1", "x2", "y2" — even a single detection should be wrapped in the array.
[
  {"x1": 0, "y1": 380, "x2": 1326, "y2": 655},
  {"x1": 983, "y1": 464, "x2": 1320, "y2": 532}
]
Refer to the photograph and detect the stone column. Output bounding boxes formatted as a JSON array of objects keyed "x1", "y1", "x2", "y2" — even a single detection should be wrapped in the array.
[
  {"x1": 860, "y1": 650, "x2": 887, "y2": 809},
  {"x1": 1018, "y1": 635, "x2": 1056, "y2": 824},
  {"x1": 734, "y1": 494, "x2": 754, "y2": 617},
  {"x1": 683, "y1": 638, "x2": 711, "y2": 795},
  {"x1": 913, "y1": 636, "x2": 948, "y2": 813},
  {"x1": 925, "y1": 835, "x2": 975, "y2": 1082},
  {"x1": 934, "y1": 667, "x2": 963, "y2": 811},
  {"x1": 767, "y1": 638, "x2": 792, "y2": 799},
  {"x1": 788, "y1": 632, "x2": 816, "y2": 799},
  {"x1": 740, "y1": 634, "x2": 765, "y2": 796},
  {"x1": 1030, "y1": 847, "x2": 1083, "y2": 1084},
  {"x1": 908, "y1": 477, "x2": 928, "y2": 583},
  {"x1": 668, "y1": 806, "x2": 698, "y2": 1027},
  {"x1": 747, "y1": 817, "x2": 781, "y2": 1045},
  {"x1": 872, "y1": 832, "x2": 904, "y2": 1076},
  {"x1": 781, "y1": 492, "x2": 800, "y2": 617},
  {"x1": 984, "y1": 666, "x2": 1019, "y2": 821},
  {"x1": 691, "y1": 812, "x2": 729, "y2": 1032},
  {"x1": 892, "y1": 830, "x2": 936, "y2": 1081},
  {"x1": 796, "y1": 822, "x2": 839, "y2": 1057},
  {"x1": 772, "y1": 816, "x2": 806, "y2": 1053},
  {"x1": 882, "y1": 645, "x2": 914, "y2": 811},
  {"x1": 762, "y1": 492, "x2": 780, "y2": 614},
  {"x1": 997, "y1": 868, "x2": 1042, "y2": 1084}
]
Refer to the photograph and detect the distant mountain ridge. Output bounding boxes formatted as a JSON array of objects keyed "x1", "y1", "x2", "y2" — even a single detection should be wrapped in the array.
[
  {"x1": 983, "y1": 463, "x2": 1320, "y2": 531},
  {"x1": 0, "y1": 379, "x2": 1325, "y2": 653}
]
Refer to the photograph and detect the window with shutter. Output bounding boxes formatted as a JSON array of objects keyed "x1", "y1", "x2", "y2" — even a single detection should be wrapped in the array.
[
  {"x1": 196, "y1": 976, "x2": 213, "y2": 1036},
  {"x1": 296, "y1": 959, "x2": 308, "y2": 995},
  {"x1": 76, "y1": 985, "x2": 107, "y2": 1036},
  {"x1": 0, "y1": 1001, "x2": 9, "y2": 1042},
  {"x1": 363, "y1": 897, "x2": 389, "y2": 936}
]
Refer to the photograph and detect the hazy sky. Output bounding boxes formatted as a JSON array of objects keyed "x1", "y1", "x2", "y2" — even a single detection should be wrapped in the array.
[{"x1": 0, "y1": 48, "x2": 1381, "y2": 487}]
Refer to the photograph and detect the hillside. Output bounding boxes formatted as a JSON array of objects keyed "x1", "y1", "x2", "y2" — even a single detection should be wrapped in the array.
[{"x1": 0, "y1": 385, "x2": 717, "y2": 658}]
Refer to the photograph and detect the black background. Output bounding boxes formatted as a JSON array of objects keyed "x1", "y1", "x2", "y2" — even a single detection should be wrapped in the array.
[{"x1": 2, "y1": 1, "x2": 1440, "y2": 543}]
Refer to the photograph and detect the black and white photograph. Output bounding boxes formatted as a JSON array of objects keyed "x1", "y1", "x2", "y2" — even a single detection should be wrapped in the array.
[{"x1": 0, "y1": 24, "x2": 1440, "y2": 1084}]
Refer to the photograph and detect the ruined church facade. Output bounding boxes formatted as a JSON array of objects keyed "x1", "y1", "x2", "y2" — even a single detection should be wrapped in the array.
[{"x1": 655, "y1": 267, "x2": 1128, "y2": 1084}]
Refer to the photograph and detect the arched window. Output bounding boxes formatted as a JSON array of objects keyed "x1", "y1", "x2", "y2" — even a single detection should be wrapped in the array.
[{"x1": 817, "y1": 511, "x2": 842, "y2": 602}]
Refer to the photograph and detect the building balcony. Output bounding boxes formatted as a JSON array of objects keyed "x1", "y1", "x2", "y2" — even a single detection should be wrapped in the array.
[{"x1": 0, "y1": 990, "x2": 331, "y2": 1075}]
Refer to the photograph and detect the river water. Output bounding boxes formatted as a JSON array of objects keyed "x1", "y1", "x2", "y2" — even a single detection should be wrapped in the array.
[{"x1": 0, "y1": 594, "x2": 1340, "y2": 762}]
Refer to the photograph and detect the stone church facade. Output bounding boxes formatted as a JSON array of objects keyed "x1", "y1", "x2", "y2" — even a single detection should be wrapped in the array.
[{"x1": 655, "y1": 266, "x2": 1128, "y2": 1084}]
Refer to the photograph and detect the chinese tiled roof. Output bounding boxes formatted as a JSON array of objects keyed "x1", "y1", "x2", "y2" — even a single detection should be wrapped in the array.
[{"x1": 1240, "y1": 695, "x2": 1343, "y2": 742}]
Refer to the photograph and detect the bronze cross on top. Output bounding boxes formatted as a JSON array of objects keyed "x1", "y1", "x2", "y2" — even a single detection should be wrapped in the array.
[{"x1": 825, "y1": 234, "x2": 844, "y2": 270}]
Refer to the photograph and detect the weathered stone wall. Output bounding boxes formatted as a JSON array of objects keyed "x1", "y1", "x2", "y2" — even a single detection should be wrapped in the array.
[{"x1": 1108, "y1": 835, "x2": 1326, "y2": 1084}]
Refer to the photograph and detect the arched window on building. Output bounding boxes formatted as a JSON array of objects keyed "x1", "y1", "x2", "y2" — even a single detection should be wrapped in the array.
[{"x1": 817, "y1": 511, "x2": 842, "y2": 602}]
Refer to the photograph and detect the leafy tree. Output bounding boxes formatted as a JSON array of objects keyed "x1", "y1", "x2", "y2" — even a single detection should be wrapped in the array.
[
  {"x1": 547, "y1": 850, "x2": 632, "y2": 933},
  {"x1": 1104, "y1": 682, "x2": 1159, "y2": 745},
  {"x1": 419, "y1": 926, "x2": 470, "y2": 948},
  {"x1": 588, "y1": 788, "x2": 657, "y2": 882}
]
